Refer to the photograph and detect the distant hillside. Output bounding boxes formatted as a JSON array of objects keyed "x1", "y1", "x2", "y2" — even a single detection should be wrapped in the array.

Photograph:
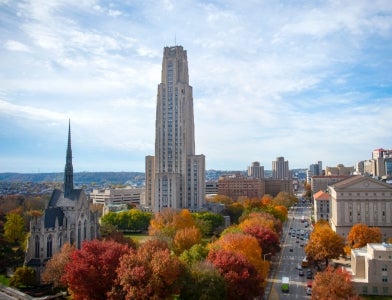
[{"x1": 0, "y1": 172, "x2": 145, "y2": 185}]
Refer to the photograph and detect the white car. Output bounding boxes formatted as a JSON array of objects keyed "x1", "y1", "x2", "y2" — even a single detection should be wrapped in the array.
[{"x1": 306, "y1": 287, "x2": 312, "y2": 295}]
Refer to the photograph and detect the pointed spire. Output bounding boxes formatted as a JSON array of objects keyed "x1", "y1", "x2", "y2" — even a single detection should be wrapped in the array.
[{"x1": 64, "y1": 119, "x2": 74, "y2": 197}]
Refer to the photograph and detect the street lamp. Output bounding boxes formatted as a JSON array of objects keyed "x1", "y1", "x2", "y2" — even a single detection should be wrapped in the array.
[{"x1": 263, "y1": 252, "x2": 272, "y2": 260}]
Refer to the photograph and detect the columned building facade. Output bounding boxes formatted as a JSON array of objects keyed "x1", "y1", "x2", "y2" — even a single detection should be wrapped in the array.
[{"x1": 145, "y1": 46, "x2": 205, "y2": 212}]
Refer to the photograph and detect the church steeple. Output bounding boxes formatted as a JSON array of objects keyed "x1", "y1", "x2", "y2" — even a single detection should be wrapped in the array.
[{"x1": 64, "y1": 120, "x2": 74, "y2": 197}]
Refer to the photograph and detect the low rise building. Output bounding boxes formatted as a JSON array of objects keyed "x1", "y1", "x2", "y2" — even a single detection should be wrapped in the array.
[
  {"x1": 311, "y1": 175, "x2": 350, "y2": 194},
  {"x1": 313, "y1": 190, "x2": 330, "y2": 222},
  {"x1": 329, "y1": 175, "x2": 392, "y2": 239},
  {"x1": 350, "y1": 243, "x2": 392, "y2": 296},
  {"x1": 90, "y1": 187, "x2": 144, "y2": 206},
  {"x1": 218, "y1": 173, "x2": 265, "y2": 202},
  {"x1": 325, "y1": 164, "x2": 354, "y2": 176}
]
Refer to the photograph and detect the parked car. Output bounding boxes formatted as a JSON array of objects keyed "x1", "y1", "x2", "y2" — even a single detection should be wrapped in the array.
[
  {"x1": 299, "y1": 269, "x2": 304, "y2": 276},
  {"x1": 306, "y1": 270, "x2": 313, "y2": 279}
]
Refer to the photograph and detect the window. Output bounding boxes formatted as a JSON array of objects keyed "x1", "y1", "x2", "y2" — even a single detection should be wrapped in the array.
[
  {"x1": 382, "y1": 276, "x2": 388, "y2": 282},
  {"x1": 34, "y1": 235, "x2": 40, "y2": 258},
  {"x1": 47, "y1": 235, "x2": 53, "y2": 258},
  {"x1": 362, "y1": 286, "x2": 368, "y2": 294},
  {"x1": 373, "y1": 286, "x2": 378, "y2": 294}
]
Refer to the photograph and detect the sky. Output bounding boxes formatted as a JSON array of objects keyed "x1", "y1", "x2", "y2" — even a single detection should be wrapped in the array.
[{"x1": 0, "y1": 0, "x2": 392, "y2": 173}]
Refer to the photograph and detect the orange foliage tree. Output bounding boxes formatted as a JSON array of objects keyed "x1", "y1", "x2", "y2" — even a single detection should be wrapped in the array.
[
  {"x1": 305, "y1": 221, "x2": 345, "y2": 265},
  {"x1": 312, "y1": 266, "x2": 360, "y2": 300},
  {"x1": 41, "y1": 243, "x2": 74, "y2": 288},
  {"x1": 173, "y1": 226, "x2": 202, "y2": 255},
  {"x1": 347, "y1": 223, "x2": 382, "y2": 249},
  {"x1": 210, "y1": 232, "x2": 269, "y2": 286}
]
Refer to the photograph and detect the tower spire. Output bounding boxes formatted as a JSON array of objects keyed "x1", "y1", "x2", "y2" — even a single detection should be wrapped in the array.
[{"x1": 64, "y1": 119, "x2": 74, "y2": 197}]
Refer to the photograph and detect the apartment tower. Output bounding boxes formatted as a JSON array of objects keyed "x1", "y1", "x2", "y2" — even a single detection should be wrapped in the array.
[
  {"x1": 145, "y1": 46, "x2": 205, "y2": 212},
  {"x1": 272, "y1": 156, "x2": 290, "y2": 179}
]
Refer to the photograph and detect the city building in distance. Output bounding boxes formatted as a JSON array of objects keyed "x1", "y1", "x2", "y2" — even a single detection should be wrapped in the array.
[
  {"x1": 272, "y1": 156, "x2": 290, "y2": 179},
  {"x1": 145, "y1": 46, "x2": 205, "y2": 212},
  {"x1": 248, "y1": 161, "x2": 265, "y2": 178}
]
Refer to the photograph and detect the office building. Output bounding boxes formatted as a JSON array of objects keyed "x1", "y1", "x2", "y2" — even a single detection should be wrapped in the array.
[
  {"x1": 325, "y1": 164, "x2": 354, "y2": 176},
  {"x1": 247, "y1": 161, "x2": 264, "y2": 178},
  {"x1": 329, "y1": 175, "x2": 392, "y2": 239},
  {"x1": 272, "y1": 156, "x2": 290, "y2": 179},
  {"x1": 145, "y1": 46, "x2": 205, "y2": 212}
]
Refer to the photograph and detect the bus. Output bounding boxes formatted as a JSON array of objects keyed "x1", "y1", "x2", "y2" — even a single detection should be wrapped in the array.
[
  {"x1": 302, "y1": 256, "x2": 309, "y2": 268},
  {"x1": 281, "y1": 277, "x2": 289, "y2": 293}
]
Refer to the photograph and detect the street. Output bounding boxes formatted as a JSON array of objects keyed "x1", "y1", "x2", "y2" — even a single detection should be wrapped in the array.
[{"x1": 267, "y1": 198, "x2": 313, "y2": 300}]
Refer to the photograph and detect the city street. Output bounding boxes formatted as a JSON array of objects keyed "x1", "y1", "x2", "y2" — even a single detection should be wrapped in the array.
[{"x1": 266, "y1": 199, "x2": 313, "y2": 300}]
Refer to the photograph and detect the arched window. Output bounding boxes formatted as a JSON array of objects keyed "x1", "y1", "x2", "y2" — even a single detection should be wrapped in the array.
[
  {"x1": 77, "y1": 221, "x2": 81, "y2": 249},
  {"x1": 70, "y1": 231, "x2": 75, "y2": 245},
  {"x1": 83, "y1": 219, "x2": 87, "y2": 240},
  {"x1": 47, "y1": 235, "x2": 53, "y2": 258},
  {"x1": 34, "y1": 235, "x2": 40, "y2": 258},
  {"x1": 58, "y1": 233, "x2": 62, "y2": 249}
]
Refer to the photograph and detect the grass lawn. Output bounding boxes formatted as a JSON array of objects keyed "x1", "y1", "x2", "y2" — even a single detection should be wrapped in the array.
[
  {"x1": 126, "y1": 233, "x2": 151, "y2": 243},
  {"x1": 0, "y1": 274, "x2": 10, "y2": 286}
]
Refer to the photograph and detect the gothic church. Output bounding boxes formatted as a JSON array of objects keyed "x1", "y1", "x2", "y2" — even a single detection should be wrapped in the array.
[{"x1": 25, "y1": 121, "x2": 100, "y2": 274}]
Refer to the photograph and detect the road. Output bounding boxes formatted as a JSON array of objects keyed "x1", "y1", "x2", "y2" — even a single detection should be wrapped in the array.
[{"x1": 267, "y1": 199, "x2": 313, "y2": 300}]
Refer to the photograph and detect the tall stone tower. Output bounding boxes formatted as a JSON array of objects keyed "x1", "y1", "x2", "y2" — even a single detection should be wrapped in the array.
[
  {"x1": 64, "y1": 120, "x2": 73, "y2": 197},
  {"x1": 145, "y1": 46, "x2": 205, "y2": 212}
]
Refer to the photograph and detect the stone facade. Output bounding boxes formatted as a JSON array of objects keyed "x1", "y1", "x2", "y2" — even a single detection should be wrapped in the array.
[
  {"x1": 350, "y1": 243, "x2": 392, "y2": 296},
  {"x1": 313, "y1": 190, "x2": 330, "y2": 222},
  {"x1": 24, "y1": 122, "x2": 100, "y2": 277},
  {"x1": 329, "y1": 175, "x2": 392, "y2": 239},
  {"x1": 145, "y1": 46, "x2": 205, "y2": 212}
]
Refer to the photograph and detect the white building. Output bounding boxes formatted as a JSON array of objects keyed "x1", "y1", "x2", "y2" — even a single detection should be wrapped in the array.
[
  {"x1": 90, "y1": 187, "x2": 144, "y2": 206},
  {"x1": 329, "y1": 175, "x2": 392, "y2": 239},
  {"x1": 350, "y1": 243, "x2": 392, "y2": 296}
]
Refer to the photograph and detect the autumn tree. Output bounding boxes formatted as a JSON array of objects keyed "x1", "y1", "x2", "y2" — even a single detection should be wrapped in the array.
[
  {"x1": 173, "y1": 226, "x2": 202, "y2": 255},
  {"x1": 211, "y1": 232, "x2": 269, "y2": 285},
  {"x1": 305, "y1": 222, "x2": 345, "y2": 265},
  {"x1": 207, "y1": 249, "x2": 263, "y2": 300},
  {"x1": 261, "y1": 195, "x2": 273, "y2": 206},
  {"x1": 4, "y1": 210, "x2": 26, "y2": 245},
  {"x1": 208, "y1": 194, "x2": 233, "y2": 205},
  {"x1": 62, "y1": 239, "x2": 129, "y2": 300},
  {"x1": 110, "y1": 239, "x2": 185, "y2": 300},
  {"x1": 242, "y1": 224, "x2": 281, "y2": 256},
  {"x1": 42, "y1": 243, "x2": 75, "y2": 289},
  {"x1": 180, "y1": 261, "x2": 227, "y2": 300},
  {"x1": 179, "y1": 243, "x2": 209, "y2": 266},
  {"x1": 10, "y1": 266, "x2": 37, "y2": 288},
  {"x1": 312, "y1": 266, "x2": 359, "y2": 300},
  {"x1": 347, "y1": 223, "x2": 382, "y2": 249},
  {"x1": 272, "y1": 192, "x2": 297, "y2": 207},
  {"x1": 148, "y1": 208, "x2": 195, "y2": 239}
]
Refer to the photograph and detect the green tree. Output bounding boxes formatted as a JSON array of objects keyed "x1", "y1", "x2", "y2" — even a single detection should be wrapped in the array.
[
  {"x1": 4, "y1": 211, "x2": 26, "y2": 245},
  {"x1": 180, "y1": 243, "x2": 209, "y2": 266},
  {"x1": 10, "y1": 266, "x2": 37, "y2": 288},
  {"x1": 180, "y1": 261, "x2": 227, "y2": 300}
]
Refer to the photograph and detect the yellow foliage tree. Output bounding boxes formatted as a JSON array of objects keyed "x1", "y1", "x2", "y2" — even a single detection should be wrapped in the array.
[{"x1": 173, "y1": 226, "x2": 202, "y2": 255}]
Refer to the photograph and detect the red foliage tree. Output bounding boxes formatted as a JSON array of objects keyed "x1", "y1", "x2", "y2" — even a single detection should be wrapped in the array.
[
  {"x1": 243, "y1": 224, "x2": 281, "y2": 256},
  {"x1": 207, "y1": 249, "x2": 263, "y2": 300},
  {"x1": 61, "y1": 239, "x2": 129, "y2": 300},
  {"x1": 110, "y1": 239, "x2": 185, "y2": 300}
]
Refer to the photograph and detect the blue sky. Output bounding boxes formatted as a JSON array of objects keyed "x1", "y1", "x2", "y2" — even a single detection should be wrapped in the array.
[{"x1": 0, "y1": 0, "x2": 391, "y2": 173}]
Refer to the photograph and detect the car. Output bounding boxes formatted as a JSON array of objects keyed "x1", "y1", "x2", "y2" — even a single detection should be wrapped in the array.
[
  {"x1": 296, "y1": 239, "x2": 299, "y2": 243},
  {"x1": 289, "y1": 248, "x2": 293, "y2": 252},
  {"x1": 296, "y1": 263, "x2": 302, "y2": 270},
  {"x1": 306, "y1": 270, "x2": 313, "y2": 279},
  {"x1": 299, "y1": 269, "x2": 304, "y2": 276},
  {"x1": 306, "y1": 287, "x2": 312, "y2": 295}
]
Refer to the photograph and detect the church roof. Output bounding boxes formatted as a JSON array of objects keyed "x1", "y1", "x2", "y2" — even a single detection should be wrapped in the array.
[
  {"x1": 48, "y1": 188, "x2": 84, "y2": 207},
  {"x1": 44, "y1": 207, "x2": 64, "y2": 228}
]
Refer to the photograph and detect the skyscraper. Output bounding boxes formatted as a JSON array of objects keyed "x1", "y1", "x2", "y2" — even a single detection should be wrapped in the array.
[
  {"x1": 145, "y1": 46, "x2": 205, "y2": 212},
  {"x1": 272, "y1": 156, "x2": 290, "y2": 179}
]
